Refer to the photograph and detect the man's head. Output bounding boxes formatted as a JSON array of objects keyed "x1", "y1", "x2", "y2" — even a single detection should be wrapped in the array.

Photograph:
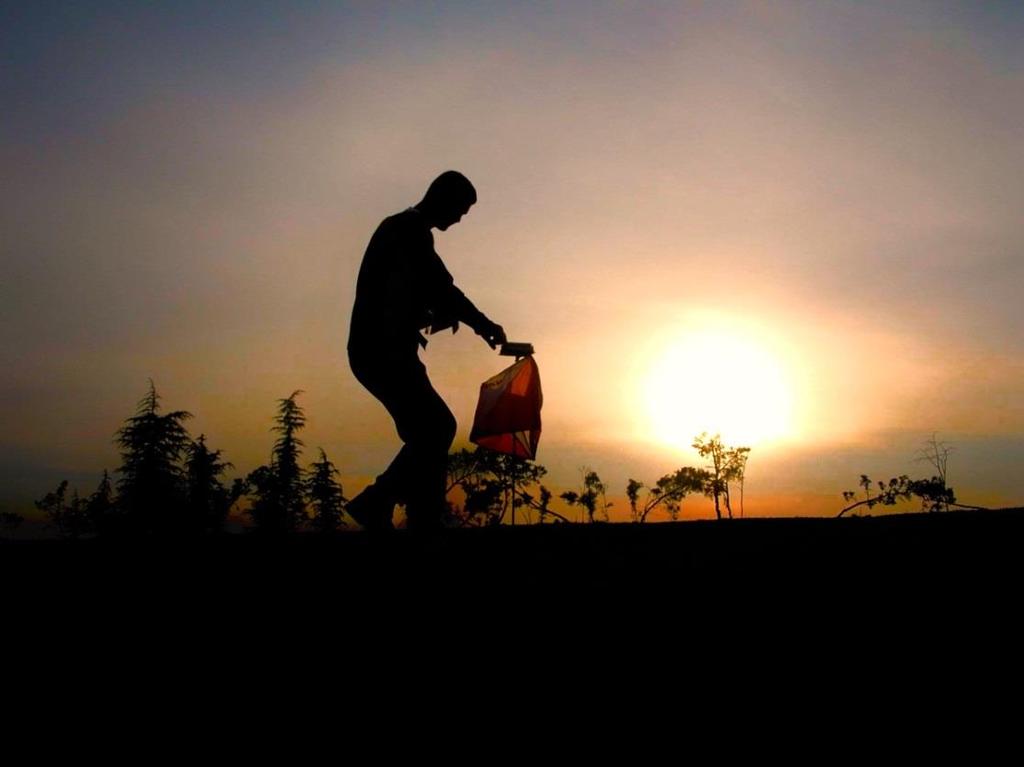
[{"x1": 417, "y1": 170, "x2": 476, "y2": 230}]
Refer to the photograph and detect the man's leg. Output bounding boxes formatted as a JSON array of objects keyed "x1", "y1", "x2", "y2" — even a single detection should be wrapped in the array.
[
  {"x1": 376, "y1": 362, "x2": 456, "y2": 530},
  {"x1": 349, "y1": 353, "x2": 455, "y2": 530},
  {"x1": 400, "y1": 396, "x2": 456, "y2": 531},
  {"x1": 346, "y1": 352, "x2": 411, "y2": 530}
]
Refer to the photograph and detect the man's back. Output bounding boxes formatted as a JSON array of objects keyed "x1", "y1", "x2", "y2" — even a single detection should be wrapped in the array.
[
  {"x1": 350, "y1": 208, "x2": 436, "y2": 353},
  {"x1": 349, "y1": 207, "x2": 482, "y2": 356}
]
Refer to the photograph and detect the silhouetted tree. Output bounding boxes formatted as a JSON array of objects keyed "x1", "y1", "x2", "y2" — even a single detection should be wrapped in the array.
[
  {"x1": 0, "y1": 512, "x2": 24, "y2": 538},
  {"x1": 185, "y1": 435, "x2": 240, "y2": 533},
  {"x1": 689, "y1": 435, "x2": 751, "y2": 520},
  {"x1": 85, "y1": 470, "x2": 115, "y2": 535},
  {"x1": 35, "y1": 475, "x2": 110, "y2": 538},
  {"x1": 445, "y1": 448, "x2": 554, "y2": 526},
  {"x1": 115, "y1": 380, "x2": 192, "y2": 533},
  {"x1": 35, "y1": 482, "x2": 82, "y2": 537},
  {"x1": 246, "y1": 391, "x2": 307, "y2": 532},
  {"x1": 307, "y1": 448, "x2": 346, "y2": 533},
  {"x1": 625, "y1": 480, "x2": 644, "y2": 522},
  {"x1": 446, "y1": 449, "x2": 487, "y2": 525},
  {"x1": 915, "y1": 434, "x2": 954, "y2": 513},
  {"x1": 839, "y1": 436, "x2": 989, "y2": 517},
  {"x1": 446, "y1": 448, "x2": 488, "y2": 499},
  {"x1": 693, "y1": 433, "x2": 729, "y2": 520},
  {"x1": 909, "y1": 476, "x2": 958, "y2": 512},
  {"x1": 838, "y1": 474, "x2": 972, "y2": 516},
  {"x1": 504, "y1": 457, "x2": 551, "y2": 525},
  {"x1": 35, "y1": 480, "x2": 69, "y2": 536},
  {"x1": 530, "y1": 485, "x2": 563, "y2": 525},
  {"x1": 561, "y1": 468, "x2": 611, "y2": 523},
  {"x1": 64, "y1": 489, "x2": 89, "y2": 538},
  {"x1": 840, "y1": 475, "x2": 914, "y2": 517},
  {"x1": 245, "y1": 465, "x2": 278, "y2": 530},
  {"x1": 724, "y1": 446, "x2": 752, "y2": 518},
  {"x1": 626, "y1": 466, "x2": 709, "y2": 523}
]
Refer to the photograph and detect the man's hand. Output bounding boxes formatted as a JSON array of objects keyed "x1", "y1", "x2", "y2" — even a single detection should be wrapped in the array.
[{"x1": 478, "y1": 321, "x2": 506, "y2": 350}]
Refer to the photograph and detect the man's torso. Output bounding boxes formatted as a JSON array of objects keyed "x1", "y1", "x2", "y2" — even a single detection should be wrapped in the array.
[{"x1": 348, "y1": 208, "x2": 455, "y2": 357}]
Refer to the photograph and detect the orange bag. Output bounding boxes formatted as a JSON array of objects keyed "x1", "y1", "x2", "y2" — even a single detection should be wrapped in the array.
[{"x1": 470, "y1": 355, "x2": 543, "y2": 459}]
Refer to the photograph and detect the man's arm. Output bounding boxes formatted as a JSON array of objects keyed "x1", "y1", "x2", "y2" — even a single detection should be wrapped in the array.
[
  {"x1": 443, "y1": 285, "x2": 506, "y2": 349},
  {"x1": 421, "y1": 247, "x2": 505, "y2": 349}
]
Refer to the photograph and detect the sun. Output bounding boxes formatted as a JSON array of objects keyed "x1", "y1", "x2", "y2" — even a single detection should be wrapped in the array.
[{"x1": 640, "y1": 326, "x2": 796, "y2": 450}]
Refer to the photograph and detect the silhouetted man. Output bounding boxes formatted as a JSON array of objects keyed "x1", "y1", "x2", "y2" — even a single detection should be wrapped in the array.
[{"x1": 346, "y1": 171, "x2": 506, "y2": 531}]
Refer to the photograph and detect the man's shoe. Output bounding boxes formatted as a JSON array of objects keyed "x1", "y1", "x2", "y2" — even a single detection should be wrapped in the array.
[
  {"x1": 405, "y1": 506, "x2": 445, "y2": 533},
  {"x1": 346, "y1": 487, "x2": 394, "y2": 532}
]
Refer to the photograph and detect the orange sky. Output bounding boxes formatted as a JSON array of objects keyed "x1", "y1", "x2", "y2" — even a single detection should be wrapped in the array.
[{"x1": 3, "y1": 2, "x2": 1024, "y2": 519}]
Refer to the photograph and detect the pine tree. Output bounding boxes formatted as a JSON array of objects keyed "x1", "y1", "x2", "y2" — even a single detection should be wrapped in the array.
[
  {"x1": 35, "y1": 474, "x2": 113, "y2": 538},
  {"x1": 85, "y1": 470, "x2": 115, "y2": 534},
  {"x1": 35, "y1": 480, "x2": 70, "y2": 536},
  {"x1": 185, "y1": 435, "x2": 239, "y2": 533},
  {"x1": 115, "y1": 380, "x2": 192, "y2": 533},
  {"x1": 247, "y1": 391, "x2": 307, "y2": 532},
  {"x1": 306, "y1": 448, "x2": 345, "y2": 533},
  {"x1": 64, "y1": 489, "x2": 88, "y2": 539}
]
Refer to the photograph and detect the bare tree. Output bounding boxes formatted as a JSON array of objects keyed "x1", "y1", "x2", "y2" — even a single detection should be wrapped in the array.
[
  {"x1": 725, "y1": 447, "x2": 751, "y2": 518},
  {"x1": 915, "y1": 433, "x2": 954, "y2": 513}
]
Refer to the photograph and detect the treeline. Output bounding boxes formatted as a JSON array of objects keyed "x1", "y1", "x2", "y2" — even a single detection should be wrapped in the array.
[
  {"x1": 21, "y1": 382, "x2": 753, "y2": 538},
  {"x1": 28, "y1": 383, "x2": 362, "y2": 537},
  {"x1": 838, "y1": 435, "x2": 987, "y2": 516},
  {"x1": 31, "y1": 382, "x2": 338, "y2": 537}
]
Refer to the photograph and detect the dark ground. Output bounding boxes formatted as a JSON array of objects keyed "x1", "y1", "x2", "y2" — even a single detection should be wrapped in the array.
[
  {"x1": 7, "y1": 510, "x2": 1024, "y2": 690},
  {"x1": 7, "y1": 509, "x2": 1023, "y2": 617},
  {"x1": 8, "y1": 510, "x2": 1022, "y2": 731}
]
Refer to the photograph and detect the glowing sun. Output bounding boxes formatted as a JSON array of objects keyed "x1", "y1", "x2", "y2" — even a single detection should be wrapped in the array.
[{"x1": 641, "y1": 327, "x2": 796, "y2": 450}]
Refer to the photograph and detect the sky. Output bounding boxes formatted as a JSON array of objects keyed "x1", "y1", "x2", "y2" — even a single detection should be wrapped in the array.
[{"x1": 3, "y1": 1, "x2": 1023, "y2": 522}]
